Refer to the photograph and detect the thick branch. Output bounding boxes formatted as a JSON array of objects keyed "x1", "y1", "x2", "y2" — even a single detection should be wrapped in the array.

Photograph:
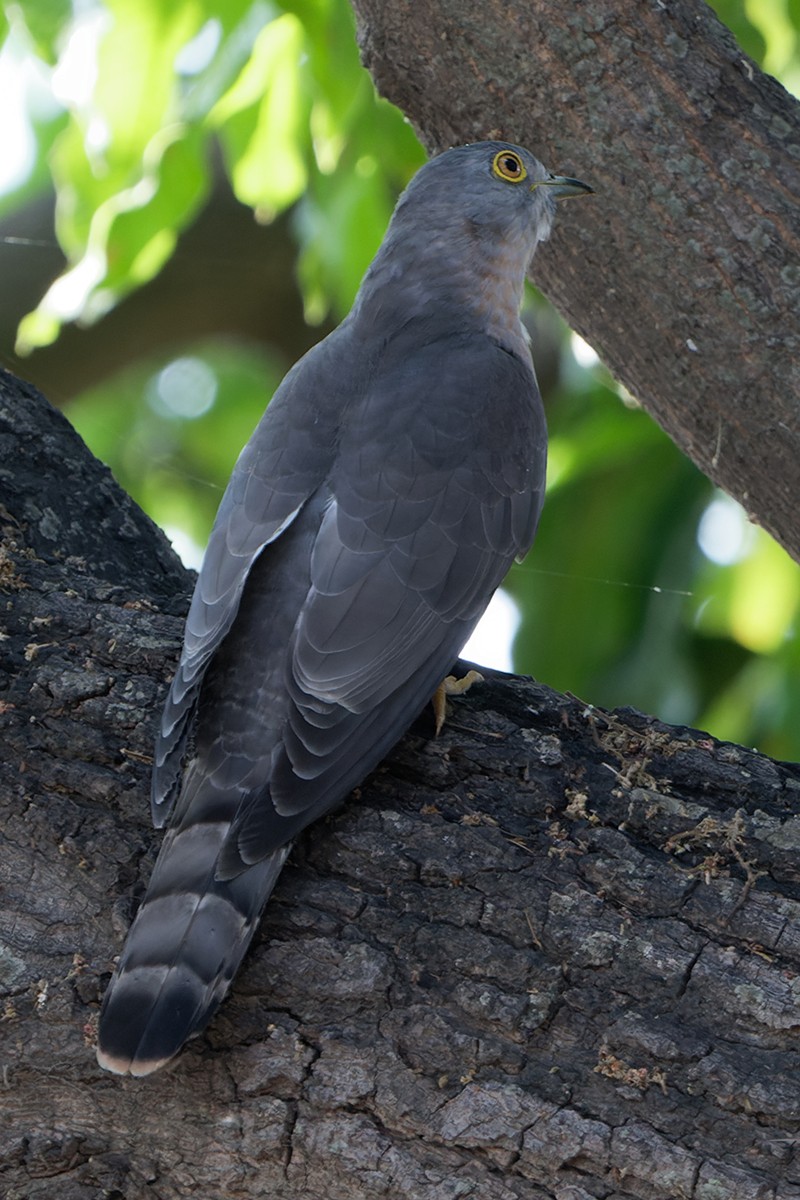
[
  {"x1": 3, "y1": 376, "x2": 800, "y2": 1196},
  {"x1": 350, "y1": 0, "x2": 800, "y2": 564}
]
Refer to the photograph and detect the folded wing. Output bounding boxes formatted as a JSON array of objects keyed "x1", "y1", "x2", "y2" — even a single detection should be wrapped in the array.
[{"x1": 220, "y1": 334, "x2": 547, "y2": 871}]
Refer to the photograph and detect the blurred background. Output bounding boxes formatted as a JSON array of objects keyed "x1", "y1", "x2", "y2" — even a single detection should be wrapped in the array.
[{"x1": 1, "y1": 0, "x2": 798, "y2": 759}]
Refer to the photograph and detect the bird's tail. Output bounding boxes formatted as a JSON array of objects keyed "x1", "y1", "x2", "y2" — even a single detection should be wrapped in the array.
[{"x1": 96, "y1": 772, "x2": 288, "y2": 1077}]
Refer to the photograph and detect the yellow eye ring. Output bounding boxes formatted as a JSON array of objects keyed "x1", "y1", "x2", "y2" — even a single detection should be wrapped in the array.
[{"x1": 492, "y1": 150, "x2": 527, "y2": 183}]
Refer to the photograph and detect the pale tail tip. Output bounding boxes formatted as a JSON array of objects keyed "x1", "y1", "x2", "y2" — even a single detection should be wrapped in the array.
[{"x1": 96, "y1": 1043, "x2": 173, "y2": 1077}]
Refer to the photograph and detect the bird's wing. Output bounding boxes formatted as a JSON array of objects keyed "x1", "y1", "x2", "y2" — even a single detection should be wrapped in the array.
[
  {"x1": 220, "y1": 334, "x2": 547, "y2": 872},
  {"x1": 151, "y1": 349, "x2": 338, "y2": 824}
]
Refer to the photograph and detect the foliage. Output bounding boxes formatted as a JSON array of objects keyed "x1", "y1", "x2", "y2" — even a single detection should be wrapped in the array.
[
  {"x1": 1, "y1": 0, "x2": 799, "y2": 758},
  {"x1": 508, "y1": 306, "x2": 800, "y2": 758},
  {"x1": 5, "y1": 0, "x2": 424, "y2": 350},
  {"x1": 68, "y1": 338, "x2": 289, "y2": 548}
]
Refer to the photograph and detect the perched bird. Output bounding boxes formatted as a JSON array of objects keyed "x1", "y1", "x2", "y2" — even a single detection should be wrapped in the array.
[{"x1": 96, "y1": 141, "x2": 592, "y2": 1076}]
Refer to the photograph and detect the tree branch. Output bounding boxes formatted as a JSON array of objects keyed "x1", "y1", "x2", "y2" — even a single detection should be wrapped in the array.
[
  {"x1": 3, "y1": 372, "x2": 800, "y2": 1196},
  {"x1": 350, "y1": 0, "x2": 800, "y2": 564}
]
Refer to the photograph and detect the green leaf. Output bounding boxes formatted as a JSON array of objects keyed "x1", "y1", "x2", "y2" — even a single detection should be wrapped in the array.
[
  {"x1": 102, "y1": 125, "x2": 210, "y2": 292},
  {"x1": 17, "y1": 0, "x2": 214, "y2": 348},
  {"x1": 18, "y1": 123, "x2": 210, "y2": 350},
  {"x1": 211, "y1": 13, "x2": 310, "y2": 218},
  {"x1": 46, "y1": 0, "x2": 206, "y2": 253},
  {"x1": 12, "y1": 0, "x2": 72, "y2": 63},
  {"x1": 285, "y1": 0, "x2": 366, "y2": 131},
  {"x1": 94, "y1": 0, "x2": 201, "y2": 164},
  {"x1": 296, "y1": 152, "x2": 394, "y2": 320},
  {"x1": 178, "y1": 5, "x2": 272, "y2": 123}
]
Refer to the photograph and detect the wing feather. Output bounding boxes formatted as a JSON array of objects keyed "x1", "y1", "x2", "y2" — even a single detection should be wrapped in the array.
[
  {"x1": 221, "y1": 334, "x2": 547, "y2": 870},
  {"x1": 151, "y1": 339, "x2": 343, "y2": 823}
]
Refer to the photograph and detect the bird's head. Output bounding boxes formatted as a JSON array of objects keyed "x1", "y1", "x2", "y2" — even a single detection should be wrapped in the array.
[
  {"x1": 392, "y1": 140, "x2": 593, "y2": 259},
  {"x1": 352, "y1": 140, "x2": 592, "y2": 346}
]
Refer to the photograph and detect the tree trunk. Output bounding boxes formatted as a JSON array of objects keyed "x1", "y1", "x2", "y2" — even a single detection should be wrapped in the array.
[
  {"x1": 3, "y1": 374, "x2": 800, "y2": 1197},
  {"x1": 349, "y1": 0, "x2": 800, "y2": 568}
]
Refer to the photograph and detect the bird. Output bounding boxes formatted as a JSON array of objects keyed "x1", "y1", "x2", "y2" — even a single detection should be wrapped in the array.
[{"x1": 96, "y1": 140, "x2": 592, "y2": 1076}]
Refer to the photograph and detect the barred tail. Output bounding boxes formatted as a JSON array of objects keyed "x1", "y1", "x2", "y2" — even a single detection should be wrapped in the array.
[{"x1": 96, "y1": 790, "x2": 288, "y2": 1077}]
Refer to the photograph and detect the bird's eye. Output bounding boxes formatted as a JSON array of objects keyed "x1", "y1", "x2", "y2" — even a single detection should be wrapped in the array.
[{"x1": 492, "y1": 151, "x2": 527, "y2": 183}]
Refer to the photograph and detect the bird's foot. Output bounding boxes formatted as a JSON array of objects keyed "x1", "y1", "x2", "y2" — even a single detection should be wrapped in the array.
[{"x1": 432, "y1": 669, "x2": 485, "y2": 736}]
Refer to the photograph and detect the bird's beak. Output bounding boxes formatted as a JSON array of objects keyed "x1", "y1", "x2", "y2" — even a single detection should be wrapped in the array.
[{"x1": 536, "y1": 175, "x2": 594, "y2": 200}]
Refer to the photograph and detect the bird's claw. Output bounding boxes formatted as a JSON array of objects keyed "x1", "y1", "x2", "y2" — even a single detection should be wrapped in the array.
[{"x1": 432, "y1": 669, "x2": 485, "y2": 735}]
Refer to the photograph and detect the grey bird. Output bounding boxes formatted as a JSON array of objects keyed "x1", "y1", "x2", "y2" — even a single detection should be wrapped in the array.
[{"x1": 96, "y1": 141, "x2": 592, "y2": 1075}]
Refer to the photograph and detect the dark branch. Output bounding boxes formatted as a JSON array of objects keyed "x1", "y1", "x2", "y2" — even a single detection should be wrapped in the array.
[{"x1": 2, "y1": 371, "x2": 800, "y2": 1196}]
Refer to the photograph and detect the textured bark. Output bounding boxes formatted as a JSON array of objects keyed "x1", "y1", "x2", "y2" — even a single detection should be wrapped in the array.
[
  {"x1": 4, "y1": 377, "x2": 800, "y2": 1198},
  {"x1": 349, "y1": 0, "x2": 800, "y2": 566}
]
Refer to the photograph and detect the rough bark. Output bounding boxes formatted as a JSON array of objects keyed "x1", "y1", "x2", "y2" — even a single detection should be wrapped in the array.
[
  {"x1": 4, "y1": 378, "x2": 800, "y2": 1198},
  {"x1": 349, "y1": 0, "x2": 800, "y2": 567}
]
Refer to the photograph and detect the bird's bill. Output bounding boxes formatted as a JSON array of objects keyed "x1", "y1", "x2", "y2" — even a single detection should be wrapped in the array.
[{"x1": 537, "y1": 175, "x2": 594, "y2": 200}]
